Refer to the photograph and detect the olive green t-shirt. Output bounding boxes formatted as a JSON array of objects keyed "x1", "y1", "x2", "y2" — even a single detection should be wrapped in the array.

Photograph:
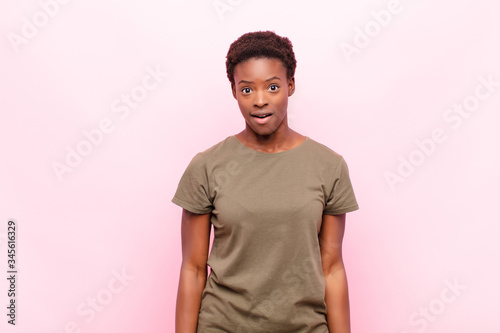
[{"x1": 171, "y1": 135, "x2": 359, "y2": 332}]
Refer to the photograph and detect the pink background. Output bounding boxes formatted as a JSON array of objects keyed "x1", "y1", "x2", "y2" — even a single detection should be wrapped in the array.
[{"x1": 1, "y1": 0, "x2": 499, "y2": 332}]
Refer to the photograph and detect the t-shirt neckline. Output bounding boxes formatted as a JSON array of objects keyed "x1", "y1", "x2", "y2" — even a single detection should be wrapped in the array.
[{"x1": 231, "y1": 135, "x2": 309, "y2": 156}]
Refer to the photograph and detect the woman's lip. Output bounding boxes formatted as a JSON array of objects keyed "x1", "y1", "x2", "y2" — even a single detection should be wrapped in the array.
[{"x1": 251, "y1": 114, "x2": 273, "y2": 124}]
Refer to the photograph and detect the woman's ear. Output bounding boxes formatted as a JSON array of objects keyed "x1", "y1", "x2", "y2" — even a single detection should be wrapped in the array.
[
  {"x1": 288, "y1": 77, "x2": 295, "y2": 96},
  {"x1": 231, "y1": 84, "x2": 237, "y2": 99}
]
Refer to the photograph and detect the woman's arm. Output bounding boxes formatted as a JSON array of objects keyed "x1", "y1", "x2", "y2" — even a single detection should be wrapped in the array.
[
  {"x1": 175, "y1": 209, "x2": 211, "y2": 333},
  {"x1": 319, "y1": 213, "x2": 351, "y2": 333}
]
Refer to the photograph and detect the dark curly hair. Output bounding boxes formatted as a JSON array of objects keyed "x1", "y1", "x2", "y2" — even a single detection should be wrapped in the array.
[{"x1": 225, "y1": 31, "x2": 297, "y2": 87}]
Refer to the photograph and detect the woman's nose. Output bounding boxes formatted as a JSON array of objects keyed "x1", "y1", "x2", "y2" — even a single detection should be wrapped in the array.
[{"x1": 253, "y1": 90, "x2": 268, "y2": 108}]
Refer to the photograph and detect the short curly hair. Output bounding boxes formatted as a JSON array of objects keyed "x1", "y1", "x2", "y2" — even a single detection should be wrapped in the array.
[{"x1": 226, "y1": 31, "x2": 297, "y2": 87}]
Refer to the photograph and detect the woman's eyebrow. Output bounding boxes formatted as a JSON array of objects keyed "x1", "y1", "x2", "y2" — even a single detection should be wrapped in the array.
[{"x1": 237, "y1": 76, "x2": 282, "y2": 85}]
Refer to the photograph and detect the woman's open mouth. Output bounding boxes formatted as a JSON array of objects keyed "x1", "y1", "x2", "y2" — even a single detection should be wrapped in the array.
[{"x1": 251, "y1": 113, "x2": 273, "y2": 124}]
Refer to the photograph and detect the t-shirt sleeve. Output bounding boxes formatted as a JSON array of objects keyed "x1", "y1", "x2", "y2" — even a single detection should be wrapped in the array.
[
  {"x1": 323, "y1": 156, "x2": 359, "y2": 215},
  {"x1": 171, "y1": 152, "x2": 214, "y2": 214}
]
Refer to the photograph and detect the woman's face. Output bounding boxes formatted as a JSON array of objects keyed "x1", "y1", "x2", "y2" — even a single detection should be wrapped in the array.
[{"x1": 232, "y1": 57, "x2": 295, "y2": 137}]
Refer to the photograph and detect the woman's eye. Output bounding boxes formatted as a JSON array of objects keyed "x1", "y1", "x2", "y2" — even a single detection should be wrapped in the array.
[
  {"x1": 269, "y1": 84, "x2": 279, "y2": 91},
  {"x1": 242, "y1": 87, "x2": 251, "y2": 94}
]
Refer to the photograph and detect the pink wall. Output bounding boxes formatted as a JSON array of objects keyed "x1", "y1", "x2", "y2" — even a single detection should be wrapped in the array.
[{"x1": 1, "y1": 0, "x2": 499, "y2": 332}]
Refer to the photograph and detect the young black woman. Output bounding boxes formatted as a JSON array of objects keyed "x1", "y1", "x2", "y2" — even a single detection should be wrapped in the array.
[{"x1": 172, "y1": 30, "x2": 359, "y2": 332}]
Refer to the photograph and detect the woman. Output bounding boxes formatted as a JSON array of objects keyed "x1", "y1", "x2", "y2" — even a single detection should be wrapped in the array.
[{"x1": 172, "y1": 31, "x2": 359, "y2": 332}]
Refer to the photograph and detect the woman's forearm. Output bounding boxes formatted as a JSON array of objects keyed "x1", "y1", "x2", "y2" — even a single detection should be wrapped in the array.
[
  {"x1": 175, "y1": 264, "x2": 207, "y2": 333},
  {"x1": 324, "y1": 266, "x2": 351, "y2": 333}
]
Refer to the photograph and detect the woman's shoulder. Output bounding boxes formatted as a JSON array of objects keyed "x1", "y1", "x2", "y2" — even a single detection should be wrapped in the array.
[
  {"x1": 304, "y1": 136, "x2": 344, "y2": 160},
  {"x1": 196, "y1": 135, "x2": 240, "y2": 162}
]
